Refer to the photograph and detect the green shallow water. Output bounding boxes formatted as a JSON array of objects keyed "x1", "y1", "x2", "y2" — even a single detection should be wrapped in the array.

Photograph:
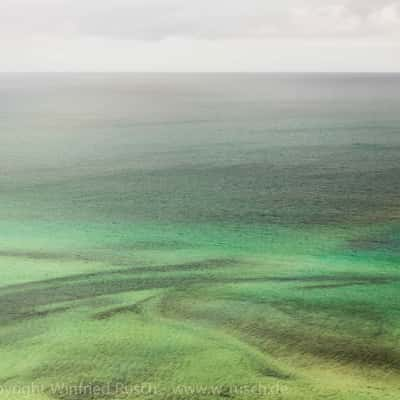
[{"x1": 1, "y1": 74, "x2": 400, "y2": 399}]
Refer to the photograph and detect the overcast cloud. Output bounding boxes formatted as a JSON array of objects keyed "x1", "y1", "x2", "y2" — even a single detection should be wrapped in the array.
[{"x1": 0, "y1": 0, "x2": 399, "y2": 71}]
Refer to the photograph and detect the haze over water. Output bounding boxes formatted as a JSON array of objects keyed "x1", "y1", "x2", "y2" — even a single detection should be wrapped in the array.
[{"x1": 2, "y1": 73, "x2": 400, "y2": 224}]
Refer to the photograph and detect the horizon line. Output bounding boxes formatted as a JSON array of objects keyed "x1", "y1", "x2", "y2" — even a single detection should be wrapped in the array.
[{"x1": 1, "y1": 71, "x2": 400, "y2": 74}]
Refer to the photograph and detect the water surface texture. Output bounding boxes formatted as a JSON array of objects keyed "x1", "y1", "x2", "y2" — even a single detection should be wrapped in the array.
[{"x1": 1, "y1": 74, "x2": 400, "y2": 400}]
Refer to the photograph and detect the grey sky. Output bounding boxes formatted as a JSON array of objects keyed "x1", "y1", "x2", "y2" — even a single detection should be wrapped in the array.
[{"x1": 1, "y1": 0, "x2": 399, "y2": 71}]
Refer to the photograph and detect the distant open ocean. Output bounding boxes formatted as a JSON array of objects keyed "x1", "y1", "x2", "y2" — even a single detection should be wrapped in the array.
[{"x1": 2, "y1": 73, "x2": 400, "y2": 225}]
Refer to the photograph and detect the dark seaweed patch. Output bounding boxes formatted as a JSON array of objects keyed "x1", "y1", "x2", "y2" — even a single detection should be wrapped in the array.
[
  {"x1": 298, "y1": 276, "x2": 394, "y2": 290},
  {"x1": 1, "y1": 270, "x2": 397, "y2": 326},
  {"x1": 0, "y1": 258, "x2": 240, "y2": 323},
  {"x1": 0, "y1": 250, "x2": 94, "y2": 263},
  {"x1": 123, "y1": 240, "x2": 193, "y2": 250},
  {"x1": 232, "y1": 274, "x2": 399, "y2": 285},
  {"x1": 0, "y1": 258, "x2": 239, "y2": 294},
  {"x1": 0, "y1": 240, "x2": 194, "y2": 262},
  {"x1": 92, "y1": 296, "x2": 157, "y2": 320},
  {"x1": 242, "y1": 321, "x2": 400, "y2": 371},
  {"x1": 15, "y1": 306, "x2": 72, "y2": 321},
  {"x1": 159, "y1": 283, "x2": 400, "y2": 372},
  {"x1": 269, "y1": 298, "x2": 386, "y2": 324}
]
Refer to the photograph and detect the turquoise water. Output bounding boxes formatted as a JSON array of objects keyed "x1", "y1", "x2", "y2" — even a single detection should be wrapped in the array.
[{"x1": 1, "y1": 74, "x2": 400, "y2": 399}]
